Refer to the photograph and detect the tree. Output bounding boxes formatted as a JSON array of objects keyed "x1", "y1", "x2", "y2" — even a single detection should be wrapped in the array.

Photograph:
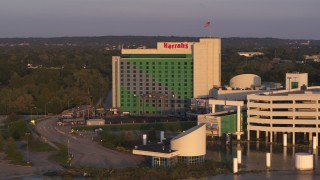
[
  {"x1": 0, "y1": 133, "x2": 4, "y2": 151},
  {"x1": 8, "y1": 120, "x2": 28, "y2": 140},
  {"x1": 5, "y1": 137, "x2": 16, "y2": 158},
  {"x1": 5, "y1": 113, "x2": 18, "y2": 123}
]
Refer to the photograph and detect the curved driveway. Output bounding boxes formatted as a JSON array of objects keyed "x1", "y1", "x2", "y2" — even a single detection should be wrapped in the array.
[{"x1": 35, "y1": 117, "x2": 144, "y2": 168}]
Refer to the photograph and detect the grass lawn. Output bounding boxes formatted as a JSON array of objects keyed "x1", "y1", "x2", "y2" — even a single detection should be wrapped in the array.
[
  {"x1": 29, "y1": 140, "x2": 55, "y2": 152},
  {"x1": 48, "y1": 144, "x2": 70, "y2": 167},
  {"x1": 73, "y1": 121, "x2": 197, "y2": 132}
]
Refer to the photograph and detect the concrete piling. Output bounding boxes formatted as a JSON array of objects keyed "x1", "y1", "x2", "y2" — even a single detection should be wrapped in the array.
[
  {"x1": 283, "y1": 133, "x2": 287, "y2": 147},
  {"x1": 237, "y1": 149, "x2": 242, "y2": 164},
  {"x1": 143, "y1": 134, "x2": 147, "y2": 145},
  {"x1": 233, "y1": 158, "x2": 238, "y2": 173},
  {"x1": 266, "y1": 152, "x2": 271, "y2": 169},
  {"x1": 313, "y1": 136, "x2": 317, "y2": 150}
]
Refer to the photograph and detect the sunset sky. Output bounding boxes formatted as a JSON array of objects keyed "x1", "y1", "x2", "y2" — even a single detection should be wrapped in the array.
[{"x1": 0, "y1": 0, "x2": 319, "y2": 39}]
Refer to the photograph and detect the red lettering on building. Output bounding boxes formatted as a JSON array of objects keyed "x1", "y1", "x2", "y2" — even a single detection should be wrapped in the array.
[{"x1": 163, "y1": 42, "x2": 189, "y2": 49}]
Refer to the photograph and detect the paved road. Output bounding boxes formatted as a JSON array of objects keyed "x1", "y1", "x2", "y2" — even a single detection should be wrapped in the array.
[
  {"x1": 35, "y1": 117, "x2": 144, "y2": 168},
  {"x1": 0, "y1": 152, "x2": 34, "y2": 179}
]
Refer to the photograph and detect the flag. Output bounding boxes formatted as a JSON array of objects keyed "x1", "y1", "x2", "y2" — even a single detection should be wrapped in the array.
[{"x1": 204, "y1": 21, "x2": 210, "y2": 28}]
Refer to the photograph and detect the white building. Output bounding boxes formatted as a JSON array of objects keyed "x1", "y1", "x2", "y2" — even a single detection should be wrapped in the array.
[
  {"x1": 286, "y1": 72, "x2": 308, "y2": 90},
  {"x1": 112, "y1": 38, "x2": 221, "y2": 115},
  {"x1": 86, "y1": 119, "x2": 105, "y2": 126},
  {"x1": 304, "y1": 55, "x2": 320, "y2": 62},
  {"x1": 247, "y1": 87, "x2": 320, "y2": 146},
  {"x1": 238, "y1": 52, "x2": 264, "y2": 57},
  {"x1": 229, "y1": 74, "x2": 261, "y2": 89},
  {"x1": 132, "y1": 124, "x2": 206, "y2": 167}
]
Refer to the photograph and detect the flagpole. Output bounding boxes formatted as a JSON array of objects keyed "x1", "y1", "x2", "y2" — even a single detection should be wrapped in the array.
[{"x1": 204, "y1": 21, "x2": 212, "y2": 38}]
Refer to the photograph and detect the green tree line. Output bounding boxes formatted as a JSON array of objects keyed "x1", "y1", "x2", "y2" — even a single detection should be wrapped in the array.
[{"x1": 0, "y1": 46, "x2": 118, "y2": 115}]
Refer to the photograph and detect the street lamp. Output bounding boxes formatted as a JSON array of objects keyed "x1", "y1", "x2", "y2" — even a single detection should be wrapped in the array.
[
  {"x1": 160, "y1": 96, "x2": 163, "y2": 116},
  {"x1": 134, "y1": 94, "x2": 140, "y2": 116},
  {"x1": 142, "y1": 95, "x2": 145, "y2": 115},
  {"x1": 25, "y1": 132, "x2": 30, "y2": 164},
  {"x1": 45, "y1": 101, "x2": 51, "y2": 118},
  {"x1": 172, "y1": 94, "x2": 176, "y2": 116},
  {"x1": 30, "y1": 106, "x2": 36, "y2": 122},
  {"x1": 287, "y1": 77, "x2": 292, "y2": 91}
]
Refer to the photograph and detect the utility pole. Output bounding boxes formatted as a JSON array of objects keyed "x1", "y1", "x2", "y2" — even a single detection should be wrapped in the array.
[{"x1": 25, "y1": 133, "x2": 30, "y2": 164}]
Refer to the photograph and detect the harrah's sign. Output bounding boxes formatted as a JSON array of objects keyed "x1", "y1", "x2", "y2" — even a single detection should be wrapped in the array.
[{"x1": 163, "y1": 42, "x2": 189, "y2": 49}]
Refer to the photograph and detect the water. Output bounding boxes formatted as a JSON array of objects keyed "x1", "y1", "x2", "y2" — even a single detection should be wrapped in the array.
[{"x1": 206, "y1": 141, "x2": 320, "y2": 179}]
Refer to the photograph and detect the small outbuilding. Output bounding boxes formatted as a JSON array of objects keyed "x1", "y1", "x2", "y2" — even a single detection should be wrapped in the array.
[
  {"x1": 133, "y1": 124, "x2": 206, "y2": 167},
  {"x1": 86, "y1": 119, "x2": 105, "y2": 126}
]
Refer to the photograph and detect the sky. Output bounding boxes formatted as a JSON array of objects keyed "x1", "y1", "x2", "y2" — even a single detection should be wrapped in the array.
[{"x1": 0, "y1": 0, "x2": 319, "y2": 39}]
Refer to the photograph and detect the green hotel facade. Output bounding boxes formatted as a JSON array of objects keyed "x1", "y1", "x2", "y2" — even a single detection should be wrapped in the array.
[{"x1": 112, "y1": 38, "x2": 221, "y2": 116}]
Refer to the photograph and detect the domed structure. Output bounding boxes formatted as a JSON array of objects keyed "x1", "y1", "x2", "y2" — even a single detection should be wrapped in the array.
[{"x1": 230, "y1": 74, "x2": 261, "y2": 89}]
